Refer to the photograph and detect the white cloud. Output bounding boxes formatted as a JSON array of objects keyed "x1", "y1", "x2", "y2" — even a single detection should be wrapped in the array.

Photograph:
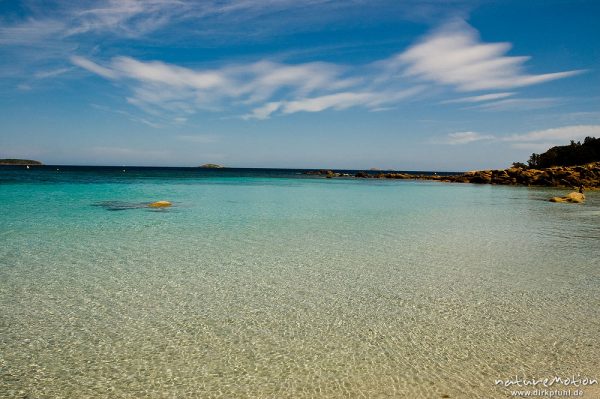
[
  {"x1": 33, "y1": 67, "x2": 74, "y2": 79},
  {"x1": 434, "y1": 125, "x2": 600, "y2": 148},
  {"x1": 1, "y1": 3, "x2": 584, "y2": 110},
  {"x1": 235, "y1": 61, "x2": 355, "y2": 103},
  {"x1": 66, "y1": 0, "x2": 185, "y2": 37},
  {"x1": 0, "y1": 19, "x2": 65, "y2": 45},
  {"x1": 0, "y1": 0, "x2": 381, "y2": 48},
  {"x1": 468, "y1": 97, "x2": 559, "y2": 111},
  {"x1": 243, "y1": 102, "x2": 283, "y2": 120},
  {"x1": 71, "y1": 56, "x2": 118, "y2": 79},
  {"x1": 502, "y1": 125, "x2": 600, "y2": 142},
  {"x1": 72, "y1": 54, "x2": 425, "y2": 118},
  {"x1": 442, "y1": 92, "x2": 514, "y2": 104},
  {"x1": 285, "y1": 87, "x2": 422, "y2": 113},
  {"x1": 67, "y1": 20, "x2": 582, "y2": 120},
  {"x1": 393, "y1": 20, "x2": 583, "y2": 92},
  {"x1": 72, "y1": 56, "x2": 354, "y2": 113},
  {"x1": 243, "y1": 87, "x2": 423, "y2": 119},
  {"x1": 434, "y1": 131, "x2": 495, "y2": 145},
  {"x1": 0, "y1": 0, "x2": 363, "y2": 81},
  {"x1": 112, "y1": 56, "x2": 229, "y2": 89},
  {"x1": 283, "y1": 92, "x2": 379, "y2": 114}
]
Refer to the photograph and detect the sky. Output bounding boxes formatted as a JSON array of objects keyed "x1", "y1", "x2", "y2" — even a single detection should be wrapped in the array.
[{"x1": 1, "y1": 0, "x2": 599, "y2": 170}]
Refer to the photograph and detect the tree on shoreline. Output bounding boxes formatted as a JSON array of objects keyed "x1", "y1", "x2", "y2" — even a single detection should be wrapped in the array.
[{"x1": 527, "y1": 137, "x2": 600, "y2": 168}]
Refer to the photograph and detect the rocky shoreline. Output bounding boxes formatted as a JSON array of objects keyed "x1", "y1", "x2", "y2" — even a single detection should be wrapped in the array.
[{"x1": 305, "y1": 162, "x2": 600, "y2": 188}]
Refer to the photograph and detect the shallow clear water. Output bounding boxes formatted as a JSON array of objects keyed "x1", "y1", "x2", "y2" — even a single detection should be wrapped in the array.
[{"x1": 1, "y1": 167, "x2": 599, "y2": 398}]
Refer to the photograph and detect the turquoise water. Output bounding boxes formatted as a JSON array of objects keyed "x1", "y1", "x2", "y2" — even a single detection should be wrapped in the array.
[{"x1": 1, "y1": 167, "x2": 599, "y2": 398}]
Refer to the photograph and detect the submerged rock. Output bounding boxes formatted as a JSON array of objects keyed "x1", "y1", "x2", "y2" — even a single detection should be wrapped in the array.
[
  {"x1": 549, "y1": 192, "x2": 585, "y2": 203},
  {"x1": 305, "y1": 169, "x2": 336, "y2": 176},
  {"x1": 149, "y1": 201, "x2": 172, "y2": 208}
]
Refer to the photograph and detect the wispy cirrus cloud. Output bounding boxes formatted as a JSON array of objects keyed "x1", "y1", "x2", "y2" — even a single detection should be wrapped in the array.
[
  {"x1": 2, "y1": 0, "x2": 464, "y2": 50},
  {"x1": 2, "y1": 0, "x2": 324, "y2": 43},
  {"x1": 72, "y1": 55, "x2": 365, "y2": 117},
  {"x1": 2, "y1": 0, "x2": 583, "y2": 120},
  {"x1": 65, "y1": 0, "x2": 365, "y2": 38},
  {"x1": 392, "y1": 20, "x2": 584, "y2": 92},
  {"x1": 467, "y1": 97, "x2": 560, "y2": 111},
  {"x1": 242, "y1": 87, "x2": 424, "y2": 119},
  {"x1": 33, "y1": 67, "x2": 74, "y2": 79},
  {"x1": 434, "y1": 125, "x2": 600, "y2": 150},
  {"x1": 67, "y1": 18, "x2": 581, "y2": 121},
  {"x1": 502, "y1": 125, "x2": 600, "y2": 143},
  {"x1": 0, "y1": 18, "x2": 66, "y2": 45},
  {"x1": 2, "y1": 1, "x2": 583, "y2": 104},
  {"x1": 65, "y1": 0, "x2": 189, "y2": 37},
  {"x1": 441, "y1": 92, "x2": 514, "y2": 104},
  {"x1": 432, "y1": 131, "x2": 495, "y2": 145},
  {"x1": 2, "y1": 0, "x2": 381, "y2": 82}
]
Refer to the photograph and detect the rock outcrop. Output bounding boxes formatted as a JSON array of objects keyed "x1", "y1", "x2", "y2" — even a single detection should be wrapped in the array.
[
  {"x1": 439, "y1": 162, "x2": 600, "y2": 188},
  {"x1": 317, "y1": 162, "x2": 600, "y2": 188},
  {"x1": 303, "y1": 162, "x2": 600, "y2": 188},
  {"x1": 549, "y1": 192, "x2": 585, "y2": 203},
  {"x1": 305, "y1": 170, "x2": 352, "y2": 178},
  {"x1": 149, "y1": 201, "x2": 172, "y2": 208}
]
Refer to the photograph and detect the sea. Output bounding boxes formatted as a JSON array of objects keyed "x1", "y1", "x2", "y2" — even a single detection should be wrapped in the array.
[{"x1": 1, "y1": 165, "x2": 599, "y2": 398}]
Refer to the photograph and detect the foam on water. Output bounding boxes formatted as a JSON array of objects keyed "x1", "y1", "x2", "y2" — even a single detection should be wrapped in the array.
[{"x1": 1, "y1": 168, "x2": 599, "y2": 398}]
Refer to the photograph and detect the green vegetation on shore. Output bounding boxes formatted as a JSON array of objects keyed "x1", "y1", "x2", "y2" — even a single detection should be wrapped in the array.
[
  {"x1": 0, "y1": 159, "x2": 42, "y2": 165},
  {"x1": 528, "y1": 136, "x2": 600, "y2": 168}
]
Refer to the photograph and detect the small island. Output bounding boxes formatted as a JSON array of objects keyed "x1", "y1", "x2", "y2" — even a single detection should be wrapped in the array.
[
  {"x1": 198, "y1": 163, "x2": 225, "y2": 168},
  {"x1": 0, "y1": 159, "x2": 43, "y2": 165}
]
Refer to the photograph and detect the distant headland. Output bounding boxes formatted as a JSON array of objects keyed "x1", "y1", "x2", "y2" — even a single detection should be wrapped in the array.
[
  {"x1": 198, "y1": 163, "x2": 225, "y2": 168},
  {"x1": 0, "y1": 159, "x2": 42, "y2": 165}
]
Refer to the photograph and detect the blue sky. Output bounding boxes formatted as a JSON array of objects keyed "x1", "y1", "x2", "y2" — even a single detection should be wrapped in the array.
[{"x1": 1, "y1": 0, "x2": 599, "y2": 170}]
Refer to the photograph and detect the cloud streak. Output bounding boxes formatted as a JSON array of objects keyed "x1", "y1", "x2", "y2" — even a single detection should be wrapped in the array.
[
  {"x1": 74, "y1": 26, "x2": 579, "y2": 119},
  {"x1": 72, "y1": 55, "x2": 366, "y2": 117},
  {"x1": 435, "y1": 125, "x2": 600, "y2": 150},
  {"x1": 467, "y1": 97, "x2": 560, "y2": 111},
  {"x1": 502, "y1": 125, "x2": 600, "y2": 143},
  {"x1": 393, "y1": 20, "x2": 584, "y2": 92},
  {"x1": 1, "y1": 0, "x2": 370, "y2": 81},
  {"x1": 432, "y1": 131, "x2": 495, "y2": 145},
  {"x1": 441, "y1": 92, "x2": 514, "y2": 104},
  {"x1": 241, "y1": 87, "x2": 424, "y2": 119},
  {"x1": 67, "y1": 19, "x2": 582, "y2": 120}
]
